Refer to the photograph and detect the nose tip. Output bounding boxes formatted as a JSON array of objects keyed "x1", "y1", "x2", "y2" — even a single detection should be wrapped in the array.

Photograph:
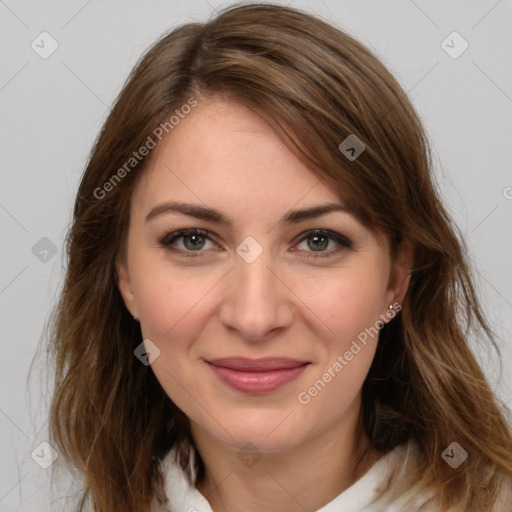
[{"x1": 218, "y1": 253, "x2": 293, "y2": 342}]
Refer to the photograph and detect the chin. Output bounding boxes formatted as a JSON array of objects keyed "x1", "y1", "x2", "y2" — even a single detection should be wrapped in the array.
[{"x1": 203, "y1": 406, "x2": 308, "y2": 453}]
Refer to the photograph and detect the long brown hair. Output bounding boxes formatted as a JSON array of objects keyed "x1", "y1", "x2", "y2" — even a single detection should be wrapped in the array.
[{"x1": 47, "y1": 3, "x2": 512, "y2": 511}]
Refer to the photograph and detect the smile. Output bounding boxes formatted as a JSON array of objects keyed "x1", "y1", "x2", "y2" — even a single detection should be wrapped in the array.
[{"x1": 205, "y1": 357, "x2": 310, "y2": 394}]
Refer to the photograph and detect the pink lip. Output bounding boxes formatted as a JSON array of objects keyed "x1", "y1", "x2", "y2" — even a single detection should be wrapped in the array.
[{"x1": 205, "y1": 357, "x2": 309, "y2": 394}]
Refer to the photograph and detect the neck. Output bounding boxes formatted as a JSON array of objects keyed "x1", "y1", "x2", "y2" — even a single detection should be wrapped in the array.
[{"x1": 191, "y1": 396, "x2": 381, "y2": 512}]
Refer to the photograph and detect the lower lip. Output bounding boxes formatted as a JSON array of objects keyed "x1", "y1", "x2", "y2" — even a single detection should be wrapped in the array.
[{"x1": 206, "y1": 363, "x2": 309, "y2": 394}]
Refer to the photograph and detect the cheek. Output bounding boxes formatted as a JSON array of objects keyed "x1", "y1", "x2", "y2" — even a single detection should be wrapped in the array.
[
  {"x1": 132, "y1": 262, "x2": 222, "y2": 421},
  {"x1": 291, "y1": 270, "x2": 385, "y2": 428},
  {"x1": 132, "y1": 250, "x2": 223, "y2": 344},
  {"x1": 291, "y1": 264, "x2": 388, "y2": 348},
  {"x1": 138, "y1": 281, "x2": 210, "y2": 344}
]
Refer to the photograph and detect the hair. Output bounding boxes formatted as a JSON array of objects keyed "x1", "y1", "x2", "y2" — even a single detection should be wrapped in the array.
[{"x1": 47, "y1": 3, "x2": 512, "y2": 511}]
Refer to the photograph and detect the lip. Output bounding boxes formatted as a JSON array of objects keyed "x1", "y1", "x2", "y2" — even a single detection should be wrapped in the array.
[{"x1": 205, "y1": 357, "x2": 310, "y2": 394}]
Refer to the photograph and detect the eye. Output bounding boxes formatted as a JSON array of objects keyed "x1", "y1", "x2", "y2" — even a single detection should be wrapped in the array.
[
  {"x1": 159, "y1": 228, "x2": 351, "y2": 259},
  {"x1": 293, "y1": 229, "x2": 352, "y2": 258},
  {"x1": 159, "y1": 229, "x2": 219, "y2": 255}
]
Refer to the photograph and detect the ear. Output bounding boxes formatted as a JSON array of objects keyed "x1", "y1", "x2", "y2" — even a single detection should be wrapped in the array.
[
  {"x1": 385, "y1": 238, "x2": 414, "y2": 308},
  {"x1": 116, "y1": 256, "x2": 140, "y2": 319}
]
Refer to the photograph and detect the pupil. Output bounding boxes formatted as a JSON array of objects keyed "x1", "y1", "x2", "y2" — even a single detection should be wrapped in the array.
[
  {"x1": 308, "y1": 235, "x2": 328, "y2": 251},
  {"x1": 185, "y1": 234, "x2": 205, "y2": 250}
]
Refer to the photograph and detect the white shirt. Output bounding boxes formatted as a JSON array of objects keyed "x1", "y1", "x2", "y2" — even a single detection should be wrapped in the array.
[{"x1": 155, "y1": 442, "x2": 437, "y2": 512}]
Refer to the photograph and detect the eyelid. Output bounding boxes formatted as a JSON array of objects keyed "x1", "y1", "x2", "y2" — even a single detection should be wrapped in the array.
[
  {"x1": 290, "y1": 229, "x2": 352, "y2": 259},
  {"x1": 293, "y1": 229, "x2": 352, "y2": 248},
  {"x1": 159, "y1": 227, "x2": 352, "y2": 257},
  {"x1": 159, "y1": 229, "x2": 223, "y2": 259},
  {"x1": 159, "y1": 228, "x2": 214, "y2": 247}
]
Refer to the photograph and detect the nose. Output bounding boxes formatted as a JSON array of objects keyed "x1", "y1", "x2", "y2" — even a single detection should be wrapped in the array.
[{"x1": 218, "y1": 251, "x2": 294, "y2": 342}]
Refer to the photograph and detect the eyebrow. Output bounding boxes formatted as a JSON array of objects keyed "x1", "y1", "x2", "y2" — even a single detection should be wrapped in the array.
[{"x1": 144, "y1": 201, "x2": 350, "y2": 226}]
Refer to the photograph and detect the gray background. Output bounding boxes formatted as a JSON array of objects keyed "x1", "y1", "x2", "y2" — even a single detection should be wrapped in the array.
[{"x1": 1, "y1": 0, "x2": 511, "y2": 510}]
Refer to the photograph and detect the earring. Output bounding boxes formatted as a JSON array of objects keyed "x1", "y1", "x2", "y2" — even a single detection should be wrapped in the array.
[
  {"x1": 389, "y1": 304, "x2": 394, "y2": 310},
  {"x1": 133, "y1": 315, "x2": 139, "y2": 322}
]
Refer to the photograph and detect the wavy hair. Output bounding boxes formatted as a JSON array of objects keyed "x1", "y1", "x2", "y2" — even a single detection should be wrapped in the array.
[{"x1": 47, "y1": 3, "x2": 512, "y2": 511}]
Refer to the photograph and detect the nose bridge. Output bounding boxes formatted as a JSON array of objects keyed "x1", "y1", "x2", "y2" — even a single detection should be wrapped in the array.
[
  {"x1": 219, "y1": 245, "x2": 292, "y2": 340},
  {"x1": 235, "y1": 252, "x2": 275, "y2": 302}
]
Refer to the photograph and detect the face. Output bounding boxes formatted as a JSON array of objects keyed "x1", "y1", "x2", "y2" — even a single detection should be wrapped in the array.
[{"x1": 117, "y1": 97, "x2": 410, "y2": 454}]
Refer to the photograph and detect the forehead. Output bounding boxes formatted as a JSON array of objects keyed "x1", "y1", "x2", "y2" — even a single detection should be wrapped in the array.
[{"x1": 131, "y1": 97, "x2": 342, "y2": 220}]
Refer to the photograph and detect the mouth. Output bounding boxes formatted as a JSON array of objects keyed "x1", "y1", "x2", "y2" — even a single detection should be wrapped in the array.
[{"x1": 205, "y1": 357, "x2": 310, "y2": 394}]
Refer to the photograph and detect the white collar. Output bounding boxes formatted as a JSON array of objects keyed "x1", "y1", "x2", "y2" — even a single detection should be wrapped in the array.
[{"x1": 155, "y1": 443, "x2": 419, "y2": 512}]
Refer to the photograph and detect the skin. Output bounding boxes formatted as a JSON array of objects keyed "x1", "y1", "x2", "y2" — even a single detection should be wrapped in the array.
[{"x1": 116, "y1": 97, "x2": 412, "y2": 511}]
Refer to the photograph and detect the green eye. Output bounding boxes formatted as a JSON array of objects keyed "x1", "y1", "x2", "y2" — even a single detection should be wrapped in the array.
[
  {"x1": 160, "y1": 229, "x2": 215, "y2": 254},
  {"x1": 295, "y1": 230, "x2": 352, "y2": 257},
  {"x1": 160, "y1": 228, "x2": 352, "y2": 259},
  {"x1": 307, "y1": 234, "x2": 330, "y2": 251},
  {"x1": 182, "y1": 233, "x2": 206, "y2": 250}
]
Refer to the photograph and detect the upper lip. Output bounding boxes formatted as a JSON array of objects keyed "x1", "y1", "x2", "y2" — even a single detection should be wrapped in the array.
[{"x1": 206, "y1": 357, "x2": 309, "y2": 372}]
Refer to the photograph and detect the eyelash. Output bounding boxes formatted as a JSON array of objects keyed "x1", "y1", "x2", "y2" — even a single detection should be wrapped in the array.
[{"x1": 159, "y1": 228, "x2": 352, "y2": 259}]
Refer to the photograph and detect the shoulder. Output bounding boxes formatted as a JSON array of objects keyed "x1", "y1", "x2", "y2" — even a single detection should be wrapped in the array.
[
  {"x1": 316, "y1": 441, "x2": 435, "y2": 512},
  {"x1": 360, "y1": 441, "x2": 438, "y2": 511},
  {"x1": 153, "y1": 447, "x2": 212, "y2": 512},
  {"x1": 154, "y1": 442, "x2": 511, "y2": 512},
  {"x1": 371, "y1": 444, "x2": 512, "y2": 512}
]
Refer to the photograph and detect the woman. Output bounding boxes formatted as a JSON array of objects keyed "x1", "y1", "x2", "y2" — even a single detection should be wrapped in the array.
[{"x1": 48, "y1": 3, "x2": 512, "y2": 511}]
